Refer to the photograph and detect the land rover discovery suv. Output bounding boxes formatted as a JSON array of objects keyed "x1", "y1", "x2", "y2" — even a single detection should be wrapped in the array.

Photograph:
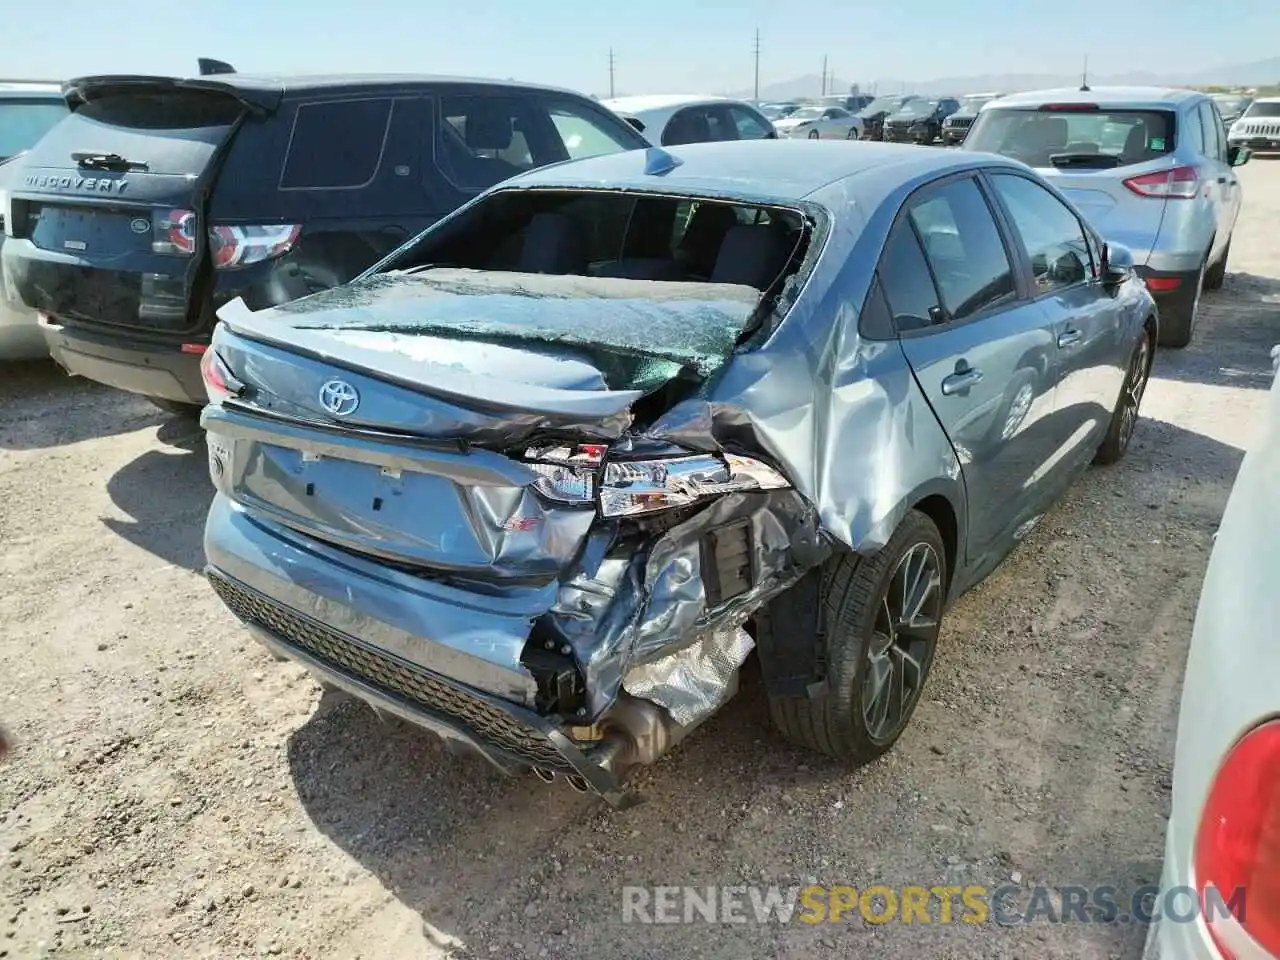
[{"x1": 1, "y1": 72, "x2": 647, "y2": 412}]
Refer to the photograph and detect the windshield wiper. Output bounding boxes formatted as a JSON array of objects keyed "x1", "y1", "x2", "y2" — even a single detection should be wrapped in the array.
[
  {"x1": 1048, "y1": 152, "x2": 1120, "y2": 169},
  {"x1": 71, "y1": 151, "x2": 149, "y2": 172}
]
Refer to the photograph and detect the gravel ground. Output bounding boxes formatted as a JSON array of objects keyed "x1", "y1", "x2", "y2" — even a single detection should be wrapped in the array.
[{"x1": 2, "y1": 161, "x2": 1278, "y2": 960}]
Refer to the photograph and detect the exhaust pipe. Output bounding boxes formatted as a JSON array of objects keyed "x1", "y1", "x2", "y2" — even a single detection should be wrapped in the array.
[
  {"x1": 532, "y1": 767, "x2": 557, "y2": 783},
  {"x1": 565, "y1": 774, "x2": 590, "y2": 794}
]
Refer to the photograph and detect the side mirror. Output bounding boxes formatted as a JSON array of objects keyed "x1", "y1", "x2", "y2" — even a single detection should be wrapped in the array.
[
  {"x1": 1228, "y1": 144, "x2": 1251, "y2": 167},
  {"x1": 1100, "y1": 242, "x2": 1133, "y2": 290}
]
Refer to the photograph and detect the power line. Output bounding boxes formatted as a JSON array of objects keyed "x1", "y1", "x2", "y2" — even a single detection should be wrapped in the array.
[{"x1": 752, "y1": 28, "x2": 761, "y2": 101}]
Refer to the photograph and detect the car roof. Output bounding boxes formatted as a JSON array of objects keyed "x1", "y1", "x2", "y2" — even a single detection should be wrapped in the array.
[
  {"x1": 987, "y1": 86, "x2": 1203, "y2": 110},
  {"x1": 1254, "y1": 96, "x2": 1280, "y2": 104},
  {"x1": 601, "y1": 94, "x2": 738, "y2": 113},
  {"x1": 0, "y1": 82, "x2": 63, "y2": 98},
  {"x1": 503, "y1": 139, "x2": 1001, "y2": 203},
  {"x1": 63, "y1": 72, "x2": 589, "y2": 112}
]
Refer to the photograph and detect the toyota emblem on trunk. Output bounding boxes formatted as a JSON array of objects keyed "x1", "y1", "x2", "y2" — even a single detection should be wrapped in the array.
[{"x1": 318, "y1": 380, "x2": 360, "y2": 416}]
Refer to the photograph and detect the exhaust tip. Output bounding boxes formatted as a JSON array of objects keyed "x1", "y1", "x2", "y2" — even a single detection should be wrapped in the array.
[
  {"x1": 532, "y1": 767, "x2": 557, "y2": 783},
  {"x1": 565, "y1": 773, "x2": 590, "y2": 794}
]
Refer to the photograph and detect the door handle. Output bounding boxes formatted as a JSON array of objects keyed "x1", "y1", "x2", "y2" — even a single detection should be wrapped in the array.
[
  {"x1": 1058, "y1": 329, "x2": 1082, "y2": 348},
  {"x1": 941, "y1": 367, "x2": 983, "y2": 395}
]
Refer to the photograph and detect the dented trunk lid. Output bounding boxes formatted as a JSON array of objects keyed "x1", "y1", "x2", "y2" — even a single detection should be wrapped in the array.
[{"x1": 204, "y1": 267, "x2": 760, "y2": 579}]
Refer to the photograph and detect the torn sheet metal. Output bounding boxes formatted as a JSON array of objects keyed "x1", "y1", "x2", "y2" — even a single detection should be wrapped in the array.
[
  {"x1": 544, "y1": 489, "x2": 827, "y2": 719},
  {"x1": 622, "y1": 625, "x2": 755, "y2": 726}
]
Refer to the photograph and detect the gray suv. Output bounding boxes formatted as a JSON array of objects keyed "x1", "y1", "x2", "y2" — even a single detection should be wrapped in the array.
[{"x1": 964, "y1": 87, "x2": 1250, "y2": 347}]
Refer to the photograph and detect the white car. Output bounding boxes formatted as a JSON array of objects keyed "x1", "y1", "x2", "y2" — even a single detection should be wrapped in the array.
[
  {"x1": 1144, "y1": 345, "x2": 1280, "y2": 959},
  {"x1": 599, "y1": 95, "x2": 775, "y2": 147},
  {"x1": 773, "y1": 104, "x2": 864, "y2": 140},
  {"x1": 0, "y1": 82, "x2": 68, "y2": 360},
  {"x1": 1227, "y1": 96, "x2": 1280, "y2": 154}
]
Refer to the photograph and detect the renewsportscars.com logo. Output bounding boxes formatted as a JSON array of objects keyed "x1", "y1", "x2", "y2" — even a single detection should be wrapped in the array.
[{"x1": 621, "y1": 884, "x2": 1245, "y2": 926}]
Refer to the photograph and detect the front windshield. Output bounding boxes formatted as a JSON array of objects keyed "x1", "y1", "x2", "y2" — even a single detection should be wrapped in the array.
[
  {"x1": 959, "y1": 97, "x2": 993, "y2": 114},
  {"x1": 790, "y1": 107, "x2": 824, "y2": 120},
  {"x1": 1213, "y1": 95, "x2": 1248, "y2": 114},
  {"x1": 859, "y1": 96, "x2": 905, "y2": 115},
  {"x1": 761, "y1": 104, "x2": 797, "y2": 119},
  {"x1": 1244, "y1": 101, "x2": 1280, "y2": 118},
  {"x1": 897, "y1": 100, "x2": 938, "y2": 117},
  {"x1": 0, "y1": 99, "x2": 68, "y2": 160}
]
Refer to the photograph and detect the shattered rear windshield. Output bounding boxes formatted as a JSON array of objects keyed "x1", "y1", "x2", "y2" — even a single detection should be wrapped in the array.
[{"x1": 276, "y1": 268, "x2": 762, "y2": 386}]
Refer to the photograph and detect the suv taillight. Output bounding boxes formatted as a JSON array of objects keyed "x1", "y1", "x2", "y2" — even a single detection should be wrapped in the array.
[
  {"x1": 151, "y1": 209, "x2": 301, "y2": 269},
  {"x1": 1194, "y1": 720, "x2": 1280, "y2": 958},
  {"x1": 1123, "y1": 165, "x2": 1202, "y2": 199}
]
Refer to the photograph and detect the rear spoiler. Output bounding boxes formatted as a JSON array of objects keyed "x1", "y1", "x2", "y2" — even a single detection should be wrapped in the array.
[{"x1": 61, "y1": 73, "x2": 282, "y2": 115}]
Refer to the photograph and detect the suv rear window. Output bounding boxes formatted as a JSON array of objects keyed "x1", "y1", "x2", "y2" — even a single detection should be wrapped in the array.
[
  {"x1": 0, "y1": 98, "x2": 68, "y2": 160},
  {"x1": 966, "y1": 107, "x2": 1175, "y2": 169},
  {"x1": 280, "y1": 98, "x2": 393, "y2": 189},
  {"x1": 33, "y1": 91, "x2": 241, "y2": 175}
]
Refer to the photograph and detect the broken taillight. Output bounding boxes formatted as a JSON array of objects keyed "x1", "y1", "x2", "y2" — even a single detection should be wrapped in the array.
[
  {"x1": 199, "y1": 349, "x2": 244, "y2": 405},
  {"x1": 151, "y1": 208, "x2": 301, "y2": 269}
]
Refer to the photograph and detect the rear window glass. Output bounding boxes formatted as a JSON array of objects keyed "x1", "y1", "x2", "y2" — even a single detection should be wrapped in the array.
[
  {"x1": 0, "y1": 99, "x2": 68, "y2": 160},
  {"x1": 280, "y1": 98, "x2": 393, "y2": 189},
  {"x1": 965, "y1": 107, "x2": 1175, "y2": 169},
  {"x1": 30, "y1": 91, "x2": 240, "y2": 175}
]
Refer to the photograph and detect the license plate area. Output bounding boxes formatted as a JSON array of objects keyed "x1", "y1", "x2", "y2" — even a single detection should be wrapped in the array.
[{"x1": 29, "y1": 203, "x2": 153, "y2": 257}]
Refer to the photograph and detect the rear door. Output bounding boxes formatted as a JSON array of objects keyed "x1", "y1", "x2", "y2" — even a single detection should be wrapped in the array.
[
  {"x1": 886, "y1": 174, "x2": 1062, "y2": 568},
  {"x1": 1199, "y1": 99, "x2": 1239, "y2": 251},
  {"x1": 985, "y1": 170, "x2": 1125, "y2": 463},
  {"x1": 963, "y1": 105, "x2": 1179, "y2": 267},
  {"x1": 3, "y1": 81, "x2": 249, "y2": 334}
]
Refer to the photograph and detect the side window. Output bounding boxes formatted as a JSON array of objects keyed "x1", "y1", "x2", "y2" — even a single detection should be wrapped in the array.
[
  {"x1": 989, "y1": 173, "x2": 1092, "y2": 291},
  {"x1": 858, "y1": 277, "x2": 897, "y2": 341},
  {"x1": 878, "y1": 219, "x2": 943, "y2": 333},
  {"x1": 280, "y1": 98, "x2": 393, "y2": 190},
  {"x1": 545, "y1": 99, "x2": 641, "y2": 160},
  {"x1": 907, "y1": 177, "x2": 1016, "y2": 320},
  {"x1": 1199, "y1": 101, "x2": 1225, "y2": 161},
  {"x1": 663, "y1": 107, "x2": 718, "y2": 145},
  {"x1": 729, "y1": 106, "x2": 772, "y2": 139},
  {"x1": 1181, "y1": 104, "x2": 1206, "y2": 155},
  {"x1": 707, "y1": 107, "x2": 741, "y2": 141},
  {"x1": 436, "y1": 95, "x2": 549, "y2": 192}
]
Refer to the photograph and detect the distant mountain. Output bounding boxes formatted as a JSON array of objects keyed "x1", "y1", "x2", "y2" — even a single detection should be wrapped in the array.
[{"x1": 732, "y1": 58, "x2": 1280, "y2": 101}]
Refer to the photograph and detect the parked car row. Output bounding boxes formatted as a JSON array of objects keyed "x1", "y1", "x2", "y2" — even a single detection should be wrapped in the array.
[{"x1": 0, "y1": 68, "x2": 1257, "y2": 822}]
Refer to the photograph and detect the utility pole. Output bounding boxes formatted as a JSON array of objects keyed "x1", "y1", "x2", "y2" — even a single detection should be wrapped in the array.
[
  {"x1": 1080, "y1": 54, "x2": 1090, "y2": 92},
  {"x1": 821, "y1": 55, "x2": 828, "y2": 96},
  {"x1": 608, "y1": 48, "x2": 616, "y2": 99},
  {"x1": 752, "y1": 28, "x2": 761, "y2": 101}
]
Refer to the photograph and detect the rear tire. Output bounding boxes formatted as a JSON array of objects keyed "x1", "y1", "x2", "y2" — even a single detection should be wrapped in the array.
[
  {"x1": 1095, "y1": 329, "x2": 1153, "y2": 465},
  {"x1": 149, "y1": 398, "x2": 203, "y2": 418},
  {"x1": 846, "y1": 126, "x2": 859, "y2": 140},
  {"x1": 1204, "y1": 239, "x2": 1230, "y2": 291},
  {"x1": 808, "y1": 129, "x2": 820, "y2": 140},
  {"x1": 765, "y1": 511, "x2": 946, "y2": 765}
]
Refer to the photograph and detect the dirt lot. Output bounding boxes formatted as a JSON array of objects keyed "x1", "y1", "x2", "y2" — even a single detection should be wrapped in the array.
[{"x1": 2, "y1": 163, "x2": 1278, "y2": 960}]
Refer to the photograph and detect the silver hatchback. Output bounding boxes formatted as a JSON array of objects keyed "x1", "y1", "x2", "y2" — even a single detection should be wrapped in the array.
[{"x1": 963, "y1": 87, "x2": 1251, "y2": 348}]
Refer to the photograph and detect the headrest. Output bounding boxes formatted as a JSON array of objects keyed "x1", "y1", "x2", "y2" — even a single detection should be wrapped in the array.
[
  {"x1": 465, "y1": 105, "x2": 514, "y2": 150},
  {"x1": 710, "y1": 224, "x2": 792, "y2": 289}
]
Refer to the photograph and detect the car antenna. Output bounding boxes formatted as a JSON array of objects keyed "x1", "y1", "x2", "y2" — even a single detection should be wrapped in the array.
[
  {"x1": 198, "y1": 58, "x2": 236, "y2": 76},
  {"x1": 1080, "y1": 55, "x2": 1091, "y2": 92},
  {"x1": 642, "y1": 147, "x2": 683, "y2": 176}
]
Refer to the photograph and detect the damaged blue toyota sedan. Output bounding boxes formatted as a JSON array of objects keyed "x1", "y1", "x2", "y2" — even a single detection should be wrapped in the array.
[{"x1": 200, "y1": 139, "x2": 1156, "y2": 806}]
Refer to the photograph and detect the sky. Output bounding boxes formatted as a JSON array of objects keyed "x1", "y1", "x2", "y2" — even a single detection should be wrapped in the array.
[{"x1": 3, "y1": 0, "x2": 1274, "y2": 97}]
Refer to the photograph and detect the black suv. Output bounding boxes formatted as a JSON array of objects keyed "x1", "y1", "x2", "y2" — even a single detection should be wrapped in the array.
[
  {"x1": 882, "y1": 98, "x2": 961, "y2": 144},
  {"x1": 2, "y1": 73, "x2": 647, "y2": 411},
  {"x1": 855, "y1": 95, "x2": 919, "y2": 141}
]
